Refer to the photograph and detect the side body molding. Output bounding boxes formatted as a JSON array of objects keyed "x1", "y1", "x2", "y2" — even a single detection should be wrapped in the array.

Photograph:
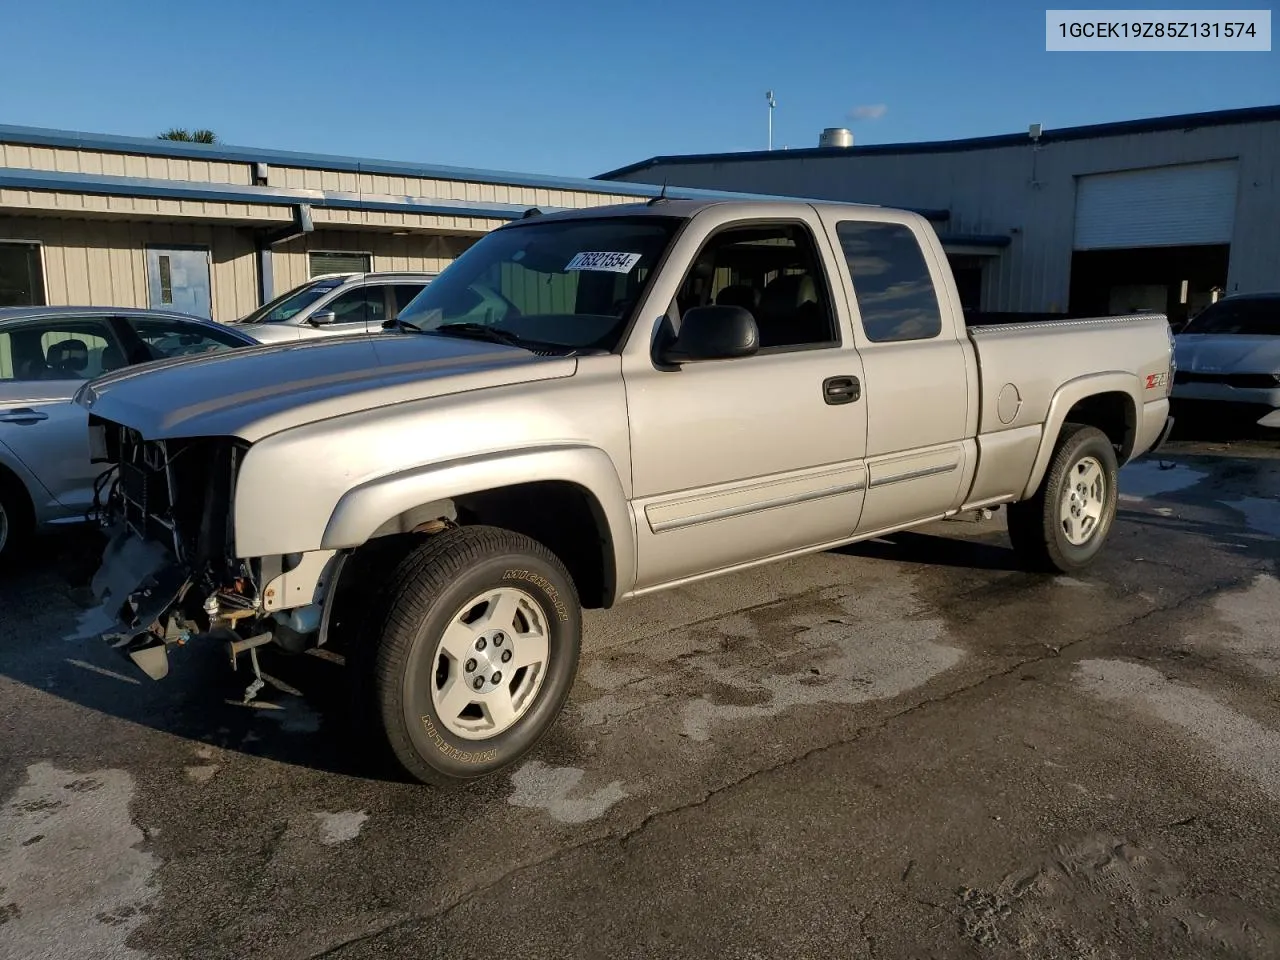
[
  {"x1": 1019, "y1": 371, "x2": 1141, "y2": 501},
  {"x1": 320, "y1": 443, "x2": 636, "y2": 601}
]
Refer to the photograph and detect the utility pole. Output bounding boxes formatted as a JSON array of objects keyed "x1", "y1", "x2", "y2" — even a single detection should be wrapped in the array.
[{"x1": 766, "y1": 90, "x2": 776, "y2": 150}]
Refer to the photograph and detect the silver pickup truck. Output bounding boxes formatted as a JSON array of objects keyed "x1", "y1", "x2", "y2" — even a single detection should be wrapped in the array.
[{"x1": 76, "y1": 198, "x2": 1175, "y2": 785}]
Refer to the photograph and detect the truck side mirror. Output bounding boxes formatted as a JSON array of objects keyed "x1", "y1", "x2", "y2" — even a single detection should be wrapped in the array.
[{"x1": 659, "y1": 305, "x2": 759, "y2": 364}]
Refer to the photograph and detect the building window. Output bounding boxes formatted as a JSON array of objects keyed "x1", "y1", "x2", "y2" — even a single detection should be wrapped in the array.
[
  {"x1": 0, "y1": 242, "x2": 47, "y2": 307},
  {"x1": 308, "y1": 251, "x2": 371, "y2": 278}
]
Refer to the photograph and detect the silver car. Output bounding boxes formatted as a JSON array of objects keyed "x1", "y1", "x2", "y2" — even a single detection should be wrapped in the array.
[
  {"x1": 231, "y1": 271, "x2": 436, "y2": 344},
  {"x1": 0, "y1": 306, "x2": 257, "y2": 563},
  {"x1": 1173, "y1": 292, "x2": 1280, "y2": 429}
]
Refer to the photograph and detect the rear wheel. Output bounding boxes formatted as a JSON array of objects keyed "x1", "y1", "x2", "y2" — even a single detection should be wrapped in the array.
[
  {"x1": 1007, "y1": 423, "x2": 1119, "y2": 573},
  {"x1": 361, "y1": 525, "x2": 581, "y2": 786}
]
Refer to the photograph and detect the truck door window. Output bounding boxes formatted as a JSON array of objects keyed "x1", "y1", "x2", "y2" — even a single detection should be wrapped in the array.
[
  {"x1": 678, "y1": 223, "x2": 837, "y2": 351},
  {"x1": 836, "y1": 221, "x2": 943, "y2": 343}
]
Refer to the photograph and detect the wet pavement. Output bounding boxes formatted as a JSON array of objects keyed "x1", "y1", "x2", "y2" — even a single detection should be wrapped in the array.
[{"x1": 1, "y1": 439, "x2": 1278, "y2": 960}]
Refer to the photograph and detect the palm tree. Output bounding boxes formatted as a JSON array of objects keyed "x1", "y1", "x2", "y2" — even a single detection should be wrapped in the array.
[{"x1": 158, "y1": 128, "x2": 217, "y2": 144}]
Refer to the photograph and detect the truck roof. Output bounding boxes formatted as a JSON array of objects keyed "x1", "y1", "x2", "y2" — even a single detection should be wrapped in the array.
[{"x1": 510, "y1": 197, "x2": 906, "y2": 226}]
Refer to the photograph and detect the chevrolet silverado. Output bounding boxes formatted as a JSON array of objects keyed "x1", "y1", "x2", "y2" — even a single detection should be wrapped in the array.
[{"x1": 74, "y1": 198, "x2": 1176, "y2": 786}]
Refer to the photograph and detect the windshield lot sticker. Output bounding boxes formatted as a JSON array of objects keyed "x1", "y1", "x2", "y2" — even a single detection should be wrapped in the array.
[{"x1": 565, "y1": 251, "x2": 642, "y2": 273}]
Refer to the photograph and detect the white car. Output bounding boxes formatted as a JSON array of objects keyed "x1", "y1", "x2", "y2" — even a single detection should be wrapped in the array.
[
  {"x1": 1173, "y1": 293, "x2": 1280, "y2": 429},
  {"x1": 233, "y1": 271, "x2": 435, "y2": 343}
]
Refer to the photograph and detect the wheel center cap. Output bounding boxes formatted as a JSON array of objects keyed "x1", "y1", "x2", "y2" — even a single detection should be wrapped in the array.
[{"x1": 464, "y1": 631, "x2": 514, "y2": 693}]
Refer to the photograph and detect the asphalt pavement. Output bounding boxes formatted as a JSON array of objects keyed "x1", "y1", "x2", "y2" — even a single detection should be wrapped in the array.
[{"x1": 1, "y1": 438, "x2": 1278, "y2": 960}]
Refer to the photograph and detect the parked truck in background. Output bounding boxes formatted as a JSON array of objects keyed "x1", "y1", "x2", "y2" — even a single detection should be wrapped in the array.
[{"x1": 74, "y1": 198, "x2": 1176, "y2": 786}]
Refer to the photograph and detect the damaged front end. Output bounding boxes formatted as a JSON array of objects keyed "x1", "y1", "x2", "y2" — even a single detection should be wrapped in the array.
[{"x1": 87, "y1": 418, "x2": 304, "y2": 698}]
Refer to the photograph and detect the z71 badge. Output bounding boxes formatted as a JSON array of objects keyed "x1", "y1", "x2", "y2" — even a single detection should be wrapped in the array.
[{"x1": 1145, "y1": 372, "x2": 1170, "y2": 390}]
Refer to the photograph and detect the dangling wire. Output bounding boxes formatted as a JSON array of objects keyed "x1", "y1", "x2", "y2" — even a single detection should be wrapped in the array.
[{"x1": 88, "y1": 464, "x2": 120, "y2": 526}]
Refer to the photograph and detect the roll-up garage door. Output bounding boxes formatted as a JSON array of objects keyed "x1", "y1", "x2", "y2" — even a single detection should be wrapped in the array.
[{"x1": 1073, "y1": 160, "x2": 1239, "y2": 250}]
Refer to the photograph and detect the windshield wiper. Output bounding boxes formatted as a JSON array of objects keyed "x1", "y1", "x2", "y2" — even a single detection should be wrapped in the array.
[
  {"x1": 429, "y1": 323, "x2": 541, "y2": 350},
  {"x1": 400, "y1": 321, "x2": 581, "y2": 355}
]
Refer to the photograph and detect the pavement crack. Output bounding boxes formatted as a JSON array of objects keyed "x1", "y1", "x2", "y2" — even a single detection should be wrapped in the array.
[
  {"x1": 213, "y1": 819, "x2": 291, "y2": 953},
  {"x1": 859, "y1": 907, "x2": 878, "y2": 959},
  {"x1": 302, "y1": 833, "x2": 610, "y2": 959}
]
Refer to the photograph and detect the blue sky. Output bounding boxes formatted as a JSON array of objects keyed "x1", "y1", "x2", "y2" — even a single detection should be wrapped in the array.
[{"x1": 1, "y1": 0, "x2": 1275, "y2": 177}]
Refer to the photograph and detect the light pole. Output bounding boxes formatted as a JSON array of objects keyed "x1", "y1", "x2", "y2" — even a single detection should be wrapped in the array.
[{"x1": 766, "y1": 90, "x2": 776, "y2": 150}]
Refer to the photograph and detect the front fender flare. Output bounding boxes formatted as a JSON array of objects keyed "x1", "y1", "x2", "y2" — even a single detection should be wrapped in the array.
[
  {"x1": 1019, "y1": 372, "x2": 1141, "y2": 501},
  {"x1": 320, "y1": 443, "x2": 636, "y2": 601}
]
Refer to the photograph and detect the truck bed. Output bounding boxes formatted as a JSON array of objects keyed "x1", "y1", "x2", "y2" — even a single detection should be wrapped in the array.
[{"x1": 967, "y1": 312, "x2": 1175, "y2": 437}]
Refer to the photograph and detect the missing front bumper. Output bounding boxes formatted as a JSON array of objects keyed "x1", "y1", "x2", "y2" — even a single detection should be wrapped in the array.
[{"x1": 89, "y1": 531, "x2": 192, "y2": 680}]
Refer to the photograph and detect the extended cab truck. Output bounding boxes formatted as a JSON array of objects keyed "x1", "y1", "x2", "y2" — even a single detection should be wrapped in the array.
[{"x1": 75, "y1": 198, "x2": 1175, "y2": 786}]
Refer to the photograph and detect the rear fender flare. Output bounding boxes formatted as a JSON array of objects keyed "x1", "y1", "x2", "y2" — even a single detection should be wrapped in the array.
[
  {"x1": 1020, "y1": 372, "x2": 1141, "y2": 501},
  {"x1": 320, "y1": 443, "x2": 635, "y2": 601}
]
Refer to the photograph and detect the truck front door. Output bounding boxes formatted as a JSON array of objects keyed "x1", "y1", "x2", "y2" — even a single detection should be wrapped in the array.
[{"x1": 621, "y1": 209, "x2": 869, "y2": 591}]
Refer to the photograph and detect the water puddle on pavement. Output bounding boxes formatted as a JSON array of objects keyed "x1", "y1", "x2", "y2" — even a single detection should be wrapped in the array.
[
  {"x1": 1224, "y1": 497, "x2": 1280, "y2": 539},
  {"x1": 0, "y1": 762, "x2": 158, "y2": 960},
  {"x1": 1118, "y1": 460, "x2": 1209, "y2": 501},
  {"x1": 576, "y1": 576, "x2": 963, "y2": 748},
  {"x1": 679, "y1": 605, "x2": 962, "y2": 742}
]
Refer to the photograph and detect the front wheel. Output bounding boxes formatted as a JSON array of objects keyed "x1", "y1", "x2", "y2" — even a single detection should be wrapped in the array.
[
  {"x1": 364, "y1": 525, "x2": 581, "y2": 786},
  {"x1": 0, "y1": 473, "x2": 34, "y2": 571},
  {"x1": 1007, "y1": 423, "x2": 1119, "y2": 573}
]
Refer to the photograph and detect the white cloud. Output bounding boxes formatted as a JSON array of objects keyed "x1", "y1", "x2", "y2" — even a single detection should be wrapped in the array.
[{"x1": 849, "y1": 103, "x2": 888, "y2": 121}]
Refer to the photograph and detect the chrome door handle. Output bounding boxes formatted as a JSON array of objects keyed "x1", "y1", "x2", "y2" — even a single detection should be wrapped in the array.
[{"x1": 0, "y1": 408, "x2": 50, "y2": 423}]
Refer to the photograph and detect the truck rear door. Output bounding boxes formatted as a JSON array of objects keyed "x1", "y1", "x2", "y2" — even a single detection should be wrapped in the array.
[
  {"x1": 815, "y1": 211, "x2": 974, "y2": 535},
  {"x1": 622, "y1": 206, "x2": 869, "y2": 590}
]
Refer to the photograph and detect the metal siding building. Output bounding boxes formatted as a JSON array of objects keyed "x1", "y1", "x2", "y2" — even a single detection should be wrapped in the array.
[
  {"x1": 600, "y1": 106, "x2": 1280, "y2": 321},
  {"x1": 0, "y1": 126, "x2": 765, "y2": 321}
]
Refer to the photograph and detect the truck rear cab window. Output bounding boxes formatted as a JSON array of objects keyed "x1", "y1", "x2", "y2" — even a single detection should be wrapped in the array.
[
  {"x1": 677, "y1": 222, "x2": 837, "y2": 351},
  {"x1": 836, "y1": 221, "x2": 943, "y2": 343}
]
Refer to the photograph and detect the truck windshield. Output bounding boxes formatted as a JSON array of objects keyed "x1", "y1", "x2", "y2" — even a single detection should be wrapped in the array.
[
  {"x1": 396, "y1": 216, "x2": 682, "y2": 352},
  {"x1": 1180, "y1": 299, "x2": 1277, "y2": 336},
  {"x1": 237, "y1": 278, "x2": 345, "y2": 324}
]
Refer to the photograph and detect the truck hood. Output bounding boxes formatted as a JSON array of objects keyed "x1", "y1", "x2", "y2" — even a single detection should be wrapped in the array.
[
  {"x1": 76, "y1": 333, "x2": 576, "y2": 442},
  {"x1": 1175, "y1": 335, "x2": 1280, "y2": 374}
]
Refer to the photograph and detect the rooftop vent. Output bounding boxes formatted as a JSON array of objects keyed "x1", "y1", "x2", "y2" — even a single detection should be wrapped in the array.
[{"x1": 819, "y1": 127, "x2": 854, "y2": 148}]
